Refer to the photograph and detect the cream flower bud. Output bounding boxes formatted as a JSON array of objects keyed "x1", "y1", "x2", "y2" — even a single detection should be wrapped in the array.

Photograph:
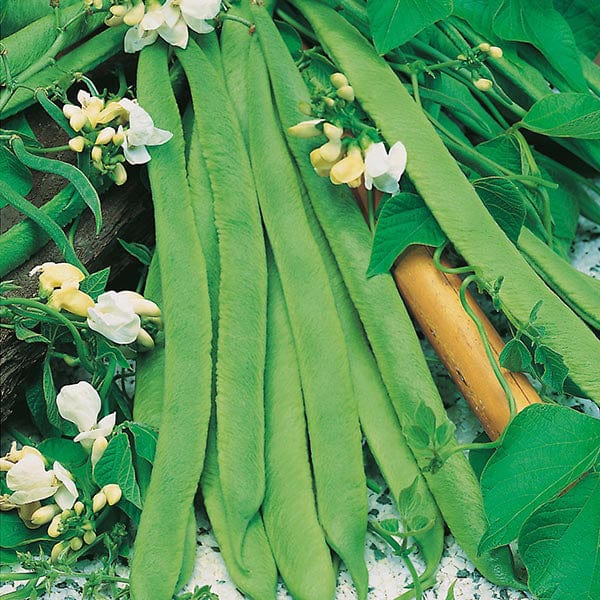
[
  {"x1": 63, "y1": 104, "x2": 79, "y2": 118},
  {"x1": 91, "y1": 437, "x2": 108, "y2": 468},
  {"x1": 73, "y1": 501, "x2": 85, "y2": 516},
  {"x1": 70, "y1": 536, "x2": 84, "y2": 551},
  {"x1": 111, "y1": 163, "x2": 128, "y2": 186},
  {"x1": 317, "y1": 139, "x2": 343, "y2": 163},
  {"x1": 95, "y1": 127, "x2": 116, "y2": 145},
  {"x1": 50, "y1": 541, "x2": 68, "y2": 562},
  {"x1": 30, "y1": 503, "x2": 61, "y2": 526},
  {"x1": 287, "y1": 118, "x2": 324, "y2": 138},
  {"x1": 83, "y1": 530, "x2": 97, "y2": 544},
  {"x1": 136, "y1": 328, "x2": 155, "y2": 352},
  {"x1": 29, "y1": 262, "x2": 85, "y2": 297},
  {"x1": 68, "y1": 136, "x2": 86, "y2": 153},
  {"x1": 330, "y1": 145, "x2": 365, "y2": 186},
  {"x1": 298, "y1": 101, "x2": 313, "y2": 116},
  {"x1": 92, "y1": 491, "x2": 107, "y2": 513},
  {"x1": 330, "y1": 72, "x2": 349, "y2": 89},
  {"x1": 323, "y1": 97, "x2": 336, "y2": 107},
  {"x1": 102, "y1": 484, "x2": 122, "y2": 506},
  {"x1": 474, "y1": 78, "x2": 493, "y2": 91},
  {"x1": 48, "y1": 287, "x2": 95, "y2": 317},
  {"x1": 323, "y1": 123, "x2": 343, "y2": 142},
  {"x1": 477, "y1": 42, "x2": 491, "y2": 52},
  {"x1": 489, "y1": 46, "x2": 503, "y2": 59},
  {"x1": 110, "y1": 5, "x2": 128, "y2": 16},
  {"x1": 124, "y1": 2, "x2": 146, "y2": 26},
  {"x1": 116, "y1": 291, "x2": 161, "y2": 317},
  {"x1": 93, "y1": 0, "x2": 103, "y2": 9},
  {"x1": 18, "y1": 501, "x2": 42, "y2": 529},
  {"x1": 112, "y1": 130, "x2": 125, "y2": 146},
  {"x1": 70, "y1": 111, "x2": 88, "y2": 132},
  {"x1": 91, "y1": 145, "x2": 103, "y2": 163},
  {"x1": 47, "y1": 514, "x2": 63, "y2": 538},
  {"x1": 336, "y1": 85, "x2": 355, "y2": 102}
]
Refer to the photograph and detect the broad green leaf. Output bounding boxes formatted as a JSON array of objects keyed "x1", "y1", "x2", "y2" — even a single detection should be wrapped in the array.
[
  {"x1": 43, "y1": 358, "x2": 61, "y2": 430},
  {"x1": 14, "y1": 321, "x2": 50, "y2": 345},
  {"x1": 520, "y1": 93, "x2": 600, "y2": 139},
  {"x1": 492, "y1": 0, "x2": 586, "y2": 92},
  {"x1": 499, "y1": 338, "x2": 532, "y2": 372},
  {"x1": 554, "y1": 0, "x2": 600, "y2": 60},
  {"x1": 0, "y1": 511, "x2": 51, "y2": 548},
  {"x1": 368, "y1": 193, "x2": 446, "y2": 277},
  {"x1": 128, "y1": 422, "x2": 158, "y2": 464},
  {"x1": 533, "y1": 344, "x2": 569, "y2": 391},
  {"x1": 79, "y1": 267, "x2": 110, "y2": 300},
  {"x1": 94, "y1": 433, "x2": 142, "y2": 508},
  {"x1": 472, "y1": 177, "x2": 526, "y2": 243},
  {"x1": 37, "y1": 438, "x2": 87, "y2": 470},
  {"x1": 25, "y1": 378, "x2": 59, "y2": 438},
  {"x1": 519, "y1": 473, "x2": 600, "y2": 600},
  {"x1": 275, "y1": 20, "x2": 303, "y2": 60},
  {"x1": 480, "y1": 403, "x2": 600, "y2": 551},
  {"x1": 396, "y1": 478, "x2": 422, "y2": 519},
  {"x1": 0, "y1": 146, "x2": 32, "y2": 197},
  {"x1": 476, "y1": 134, "x2": 527, "y2": 175},
  {"x1": 367, "y1": 0, "x2": 453, "y2": 54},
  {"x1": 452, "y1": 0, "x2": 500, "y2": 38}
]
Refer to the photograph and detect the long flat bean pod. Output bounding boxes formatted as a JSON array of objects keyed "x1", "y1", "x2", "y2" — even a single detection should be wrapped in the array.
[
  {"x1": 175, "y1": 37, "x2": 268, "y2": 567},
  {"x1": 129, "y1": 41, "x2": 212, "y2": 600},
  {"x1": 247, "y1": 40, "x2": 368, "y2": 599},
  {"x1": 263, "y1": 256, "x2": 337, "y2": 600},
  {"x1": 250, "y1": 6, "x2": 523, "y2": 588},
  {"x1": 293, "y1": 0, "x2": 600, "y2": 404},
  {"x1": 518, "y1": 228, "x2": 600, "y2": 331},
  {"x1": 1, "y1": 0, "x2": 80, "y2": 38},
  {"x1": 0, "y1": 185, "x2": 83, "y2": 277}
]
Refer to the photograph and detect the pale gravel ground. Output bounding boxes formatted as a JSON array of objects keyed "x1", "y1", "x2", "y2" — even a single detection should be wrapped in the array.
[{"x1": 1, "y1": 217, "x2": 598, "y2": 599}]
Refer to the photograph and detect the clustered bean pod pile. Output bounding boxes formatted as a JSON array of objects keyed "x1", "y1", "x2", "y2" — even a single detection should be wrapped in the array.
[{"x1": 1, "y1": 1, "x2": 599, "y2": 599}]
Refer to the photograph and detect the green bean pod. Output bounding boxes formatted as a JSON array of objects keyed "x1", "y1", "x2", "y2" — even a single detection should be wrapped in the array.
[
  {"x1": 129, "y1": 41, "x2": 213, "y2": 600},
  {"x1": 518, "y1": 228, "x2": 600, "y2": 330},
  {"x1": 175, "y1": 38, "x2": 268, "y2": 567},
  {"x1": 292, "y1": 0, "x2": 600, "y2": 404},
  {"x1": 247, "y1": 40, "x2": 368, "y2": 598},
  {"x1": 0, "y1": 0, "x2": 79, "y2": 37},
  {"x1": 263, "y1": 256, "x2": 337, "y2": 600},
  {"x1": 0, "y1": 184, "x2": 84, "y2": 277},
  {"x1": 1, "y1": 26, "x2": 126, "y2": 120},
  {"x1": 251, "y1": 5, "x2": 524, "y2": 588}
]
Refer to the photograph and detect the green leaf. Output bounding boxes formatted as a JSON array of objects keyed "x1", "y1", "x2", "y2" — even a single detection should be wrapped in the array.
[
  {"x1": 397, "y1": 477, "x2": 422, "y2": 518},
  {"x1": 435, "y1": 421, "x2": 455, "y2": 448},
  {"x1": 452, "y1": 0, "x2": 500, "y2": 38},
  {"x1": 554, "y1": 0, "x2": 600, "y2": 60},
  {"x1": 13, "y1": 321, "x2": 50, "y2": 345},
  {"x1": 499, "y1": 338, "x2": 532, "y2": 372},
  {"x1": 415, "y1": 402, "x2": 437, "y2": 435},
  {"x1": 127, "y1": 422, "x2": 158, "y2": 464},
  {"x1": 368, "y1": 193, "x2": 446, "y2": 277},
  {"x1": 25, "y1": 378, "x2": 59, "y2": 438},
  {"x1": 275, "y1": 20, "x2": 303, "y2": 60},
  {"x1": 0, "y1": 511, "x2": 51, "y2": 549},
  {"x1": 79, "y1": 267, "x2": 110, "y2": 300},
  {"x1": 520, "y1": 93, "x2": 600, "y2": 139},
  {"x1": 118, "y1": 239, "x2": 153, "y2": 266},
  {"x1": 492, "y1": 0, "x2": 586, "y2": 92},
  {"x1": 37, "y1": 438, "x2": 87, "y2": 470},
  {"x1": 479, "y1": 403, "x2": 600, "y2": 551},
  {"x1": 42, "y1": 359, "x2": 61, "y2": 430},
  {"x1": 379, "y1": 518, "x2": 400, "y2": 533},
  {"x1": 0, "y1": 146, "x2": 32, "y2": 197},
  {"x1": 95, "y1": 336, "x2": 131, "y2": 369},
  {"x1": 476, "y1": 134, "x2": 528, "y2": 175},
  {"x1": 406, "y1": 425, "x2": 431, "y2": 449},
  {"x1": 518, "y1": 473, "x2": 600, "y2": 600},
  {"x1": 94, "y1": 433, "x2": 142, "y2": 509},
  {"x1": 533, "y1": 344, "x2": 569, "y2": 391},
  {"x1": 367, "y1": 0, "x2": 453, "y2": 54},
  {"x1": 472, "y1": 177, "x2": 526, "y2": 244},
  {"x1": 468, "y1": 431, "x2": 494, "y2": 481}
]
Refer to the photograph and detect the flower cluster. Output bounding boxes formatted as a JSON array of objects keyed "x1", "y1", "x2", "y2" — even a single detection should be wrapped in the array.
[
  {"x1": 102, "y1": 0, "x2": 221, "y2": 52},
  {"x1": 30, "y1": 262, "x2": 162, "y2": 351},
  {"x1": 456, "y1": 42, "x2": 503, "y2": 92},
  {"x1": 64, "y1": 90, "x2": 172, "y2": 185},
  {"x1": 289, "y1": 72, "x2": 407, "y2": 194}
]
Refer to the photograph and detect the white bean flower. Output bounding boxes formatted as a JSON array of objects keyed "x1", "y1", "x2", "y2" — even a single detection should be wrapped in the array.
[
  {"x1": 117, "y1": 98, "x2": 172, "y2": 164},
  {"x1": 52, "y1": 462, "x2": 79, "y2": 510},
  {"x1": 162, "y1": 0, "x2": 222, "y2": 39},
  {"x1": 56, "y1": 382, "x2": 116, "y2": 450},
  {"x1": 5, "y1": 454, "x2": 57, "y2": 506},
  {"x1": 87, "y1": 290, "x2": 141, "y2": 344},
  {"x1": 364, "y1": 141, "x2": 407, "y2": 195}
]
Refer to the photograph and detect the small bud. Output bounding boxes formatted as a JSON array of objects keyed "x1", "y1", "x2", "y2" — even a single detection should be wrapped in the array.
[
  {"x1": 61, "y1": 509, "x2": 73, "y2": 520},
  {"x1": 81, "y1": 521, "x2": 94, "y2": 531},
  {"x1": 111, "y1": 163, "x2": 128, "y2": 186},
  {"x1": 323, "y1": 122, "x2": 343, "y2": 142},
  {"x1": 83, "y1": 530, "x2": 97, "y2": 545},
  {"x1": 30, "y1": 504, "x2": 61, "y2": 526},
  {"x1": 93, "y1": 0, "x2": 103, "y2": 9},
  {"x1": 287, "y1": 118, "x2": 324, "y2": 138},
  {"x1": 474, "y1": 77, "x2": 493, "y2": 91},
  {"x1": 112, "y1": 130, "x2": 125, "y2": 146},
  {"x1": 135, "y1": 328, "x2": 155, "y2": 352},
  {"x1": 298, "y1": 101, "x2": 313, "y2": 116},
  {"x1": 330, "y1": 72, "x2": 349, "y2": 89},
  {"x1": 323, "y1": 97, "x2": 336, "y2": 108},
  {"x1": 102, "y1": 484, "x2": 122, "y2": 506},
  {"x1": 70, "y1": 536, "x2": 84, "y2": 551},
  {"x1": 47, "y1": 514, "x2": 63, "y2": 538},
  {"x1": 110, "y1": 5, "x2": 128, "y2": 16},
  {"x1": 478, "y1": 42, "x2": 491, "y2": 52},
  {"x1": 489, "y1": 46, "x2": 503, "y2": 59},
  {"x1": 50, "y1": 541, "x2": 68, "y2": 562},
  {"x1": 73, "y1": 501, "x2": 85, "y2": 516},
  {"x1": 124, "y1": 2, "x2": 145, "y2": 26},
  {"x1": 456, "y1": 53, "x2": 467, "y2": 61},
  {"x1": 336, "y1": 85, "x2": 355, "y2": 102},
  {"x1": 68, "y1": 136, "x2": 86, "y2": 153},
  {"x1": 92, "y1": 491, "x2": 107, "y2": 513},
  {"x1": 95, "y1": 127, "x2": 116, "y2": 145},
  {"x1": 91, "y1": 145, "x2": 103, "y2": 163},
  {"x1": 91, "y1": 437, "x2": 108, "y2": 468}
]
